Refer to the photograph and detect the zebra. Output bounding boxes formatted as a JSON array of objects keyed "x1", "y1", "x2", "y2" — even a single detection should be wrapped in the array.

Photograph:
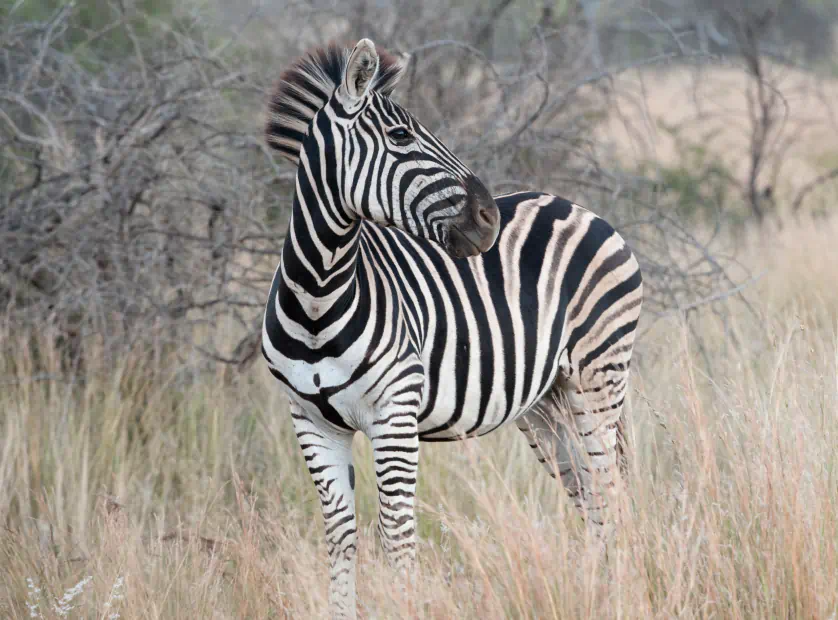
[{"x1": 261, "y1": 39, "x2": 643, "y2": 618}]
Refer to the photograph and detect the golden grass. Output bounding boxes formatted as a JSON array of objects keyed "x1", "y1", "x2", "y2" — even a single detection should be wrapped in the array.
[{"x1": 2, "y1": 215, "x2": 837, "y2": 619}]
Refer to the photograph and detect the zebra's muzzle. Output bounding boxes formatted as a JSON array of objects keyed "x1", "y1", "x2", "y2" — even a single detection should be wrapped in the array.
[{"x1": 444, "y1": 175, "x2": 500, "y2": 259}]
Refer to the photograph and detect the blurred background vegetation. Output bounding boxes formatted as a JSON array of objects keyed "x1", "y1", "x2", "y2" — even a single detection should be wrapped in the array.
[{"x1": 2, "y1": 0, "x2": 837, "y2": 375}]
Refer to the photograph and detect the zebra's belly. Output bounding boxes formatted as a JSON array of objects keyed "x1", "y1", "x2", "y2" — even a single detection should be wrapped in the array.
[
  {"x1": 414, "y1": 359, "x2": 561, "y2": 441},
  {"x1": 415, "y1": 401, "x2": 533, "y2": 441}
]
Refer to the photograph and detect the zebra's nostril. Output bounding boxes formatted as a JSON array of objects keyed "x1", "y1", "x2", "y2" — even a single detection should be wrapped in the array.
[{"x1": 476, "y1": 206, "x2": 493, "y2": 227}]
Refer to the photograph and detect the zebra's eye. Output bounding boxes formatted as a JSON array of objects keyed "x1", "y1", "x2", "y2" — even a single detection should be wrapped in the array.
[{"x1": 387, "y1": 126, "x2": 413, "y2": 144}]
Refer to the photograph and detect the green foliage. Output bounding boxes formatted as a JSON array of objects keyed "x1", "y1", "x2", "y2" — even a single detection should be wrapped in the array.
[
  {"x1": 643, "y1": 121, "x2": 741, "y2": 224},
  {"x1": 811, "y1": 148, "x2": 838, "y2": 172},
  {"x1": 5, "y1": 0, "x2": 177, "y2": 58}
]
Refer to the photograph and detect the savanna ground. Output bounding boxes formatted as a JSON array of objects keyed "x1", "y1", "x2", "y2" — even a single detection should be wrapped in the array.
[{"x1": 2, "y1": 213, "x2": 837, "y2": 619}]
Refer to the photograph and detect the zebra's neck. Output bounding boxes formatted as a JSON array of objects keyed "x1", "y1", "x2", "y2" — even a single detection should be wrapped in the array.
[{"x1": 280, "y1": 142, "x2": 362, "y2": 302}]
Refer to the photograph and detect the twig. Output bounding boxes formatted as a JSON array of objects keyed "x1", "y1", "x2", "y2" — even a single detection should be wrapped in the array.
[{"x1": 791, "y1": 167, "x2": 838, "y2": 214}]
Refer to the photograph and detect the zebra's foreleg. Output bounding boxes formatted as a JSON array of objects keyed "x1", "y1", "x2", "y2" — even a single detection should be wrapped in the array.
[
  {"x1": 370, "y1": 411, "x2": 419, "y2": 591},
  {"x1": 290, "y1": 401, "x2": 358, "y2": 619}
]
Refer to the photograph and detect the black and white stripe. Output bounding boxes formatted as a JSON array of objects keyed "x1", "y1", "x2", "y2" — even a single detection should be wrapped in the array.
[{"x1": 262, "y1": 39, "x2": 642, "y2": 619}]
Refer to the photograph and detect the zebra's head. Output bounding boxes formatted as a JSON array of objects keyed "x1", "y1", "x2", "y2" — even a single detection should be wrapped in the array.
[{"x1": 266, "y1": 39, "x2": 500, "y2": 258}]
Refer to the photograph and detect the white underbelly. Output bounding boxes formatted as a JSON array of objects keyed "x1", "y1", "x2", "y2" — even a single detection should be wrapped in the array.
[{"x1": 415, "y1": 369, "x2": 556, "y2": 439}]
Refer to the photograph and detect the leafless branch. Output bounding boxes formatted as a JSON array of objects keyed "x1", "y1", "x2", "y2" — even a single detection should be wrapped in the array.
[{"x1": 792, "y1": 168, "x2": 838, "y2": 214}]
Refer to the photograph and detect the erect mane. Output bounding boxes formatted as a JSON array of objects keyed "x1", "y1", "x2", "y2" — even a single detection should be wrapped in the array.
[{"x1": 265, "y1": 41, "x2": 408, "y2": 164}]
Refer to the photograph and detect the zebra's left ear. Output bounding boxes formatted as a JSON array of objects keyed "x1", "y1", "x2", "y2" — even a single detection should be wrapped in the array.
[
  {"x1": 341, "y1": 38, "x2": 379, "y2": 102},
  {"x1": 374, "y1": 50, "x2": 410, "y2": 96}
]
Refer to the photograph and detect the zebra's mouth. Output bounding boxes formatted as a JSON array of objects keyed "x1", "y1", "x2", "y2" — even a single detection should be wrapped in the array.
[{"x1": 447, "y1": 224, "x2": 482, "y2": 258}]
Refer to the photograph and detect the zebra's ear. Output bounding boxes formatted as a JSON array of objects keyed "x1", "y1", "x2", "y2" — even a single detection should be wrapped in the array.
[
  {"x1": 373, "y1": 50, "x2": 410, "y2": 96},
  {"x1": 342, "y1": 38, "x2": 379, "y2": 101}
]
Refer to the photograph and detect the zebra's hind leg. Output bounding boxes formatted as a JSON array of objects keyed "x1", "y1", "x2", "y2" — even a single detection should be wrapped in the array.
[
  {"x1": 289, "y1": 401, "x2": 358, "y2": 620},
  {"x1": 517, "y1": 368, "x2": 625, "y2": 540}
]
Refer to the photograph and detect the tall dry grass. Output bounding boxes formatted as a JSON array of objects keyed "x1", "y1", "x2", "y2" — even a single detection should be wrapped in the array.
[{"x1": 1, "y1": 215, "x2": 837, "y2": 619}]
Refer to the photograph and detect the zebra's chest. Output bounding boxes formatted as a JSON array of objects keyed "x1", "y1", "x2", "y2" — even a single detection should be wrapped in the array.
[
  {"x1": 275, "y1": 357, "x2": 389, "y2": 427},
  {"x1": 264, "y1": 319, "x2": 424, "y2": 431}
]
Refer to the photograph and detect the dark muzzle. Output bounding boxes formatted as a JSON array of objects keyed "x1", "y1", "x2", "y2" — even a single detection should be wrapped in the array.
[{"x1": 445, "y1": 175, "x2": 500, "y2": 259}]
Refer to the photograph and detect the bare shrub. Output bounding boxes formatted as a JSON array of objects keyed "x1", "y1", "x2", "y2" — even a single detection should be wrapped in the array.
[{"x1": 1, "y1": 3, "x2": 284, "y2": 371}]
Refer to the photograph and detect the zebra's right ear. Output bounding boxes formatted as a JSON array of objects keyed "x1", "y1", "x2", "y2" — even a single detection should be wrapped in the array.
[{"x1": 340, "y1": 38, "x2": 379, "y2": 104}]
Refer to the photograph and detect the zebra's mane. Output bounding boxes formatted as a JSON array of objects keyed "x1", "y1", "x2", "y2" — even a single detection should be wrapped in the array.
[{"x1": 266, "y1": 42, "x2": 408, "y2": 164}]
